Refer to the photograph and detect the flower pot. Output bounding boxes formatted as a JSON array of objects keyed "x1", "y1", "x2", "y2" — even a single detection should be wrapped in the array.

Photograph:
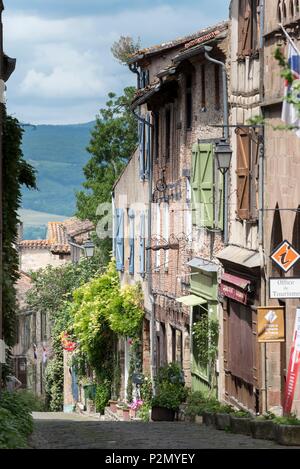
[
  {"x1": 250, "y1": 420, "x2": 276, "y2": 441},
  {"x1": 116, "y1": 405, "x2": 124, "y2": 418},
  {"x1": 275, "y1": 424, "x2": 300, "y2": 446},
  {"x1": 215, "y1": 413, "x2": 231, "y2": 431},
  {"x1": 123, "y1": 408, "x2": 130, "y2": 421},
  {"x1": 109, "y1": 400, "x2": 118, "y2": 414},
  {"x1": 230, "y1": 416, "x2": 253, "y2": 436},
  {"x1": 129, "y1": 408, "x2": 137, "y2": 419},
  {"x1": 151, "y1": 406, "x2": 175, "y2": 422},
  {"x1": 202, "y1": 411, "x2": 216, "y2": 427}
]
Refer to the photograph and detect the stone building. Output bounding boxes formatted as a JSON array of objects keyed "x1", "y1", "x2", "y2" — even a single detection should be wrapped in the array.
[
  {"x1": 261, "y1": 0, "x2": 300, "y2": 416},
  {"x1": 113, "y1": 21, "x2": 230, "y2": 398},
  {"x1": 13, "y1": 217, "x2": 94, "y2": 400}
]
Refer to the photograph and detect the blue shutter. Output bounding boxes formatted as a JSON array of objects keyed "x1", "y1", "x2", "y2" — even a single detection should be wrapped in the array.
[
  {"x1": 139, "y1": 120, "x2": 145, "y2": 180},
  {"x1": 139, "y1": 212, "x2": 145, "y2": 277},
  {"x1": 116, "y1": 208, "x2": 124, "y2": 271},
  {"x1": 129, "y1": 210, "x2": 135, "y2": 275},
  {"x1": 145, "y1": 114, "x2": 151, "y2": 180}
]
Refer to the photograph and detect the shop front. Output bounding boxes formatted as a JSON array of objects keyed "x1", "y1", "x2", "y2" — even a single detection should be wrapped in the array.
[
  {"x1": 217, "y1": 246, "x2": 261, "y2": 414},
  {"x1": 177, "y1": 258, "x2": 219, "y2": 395}
]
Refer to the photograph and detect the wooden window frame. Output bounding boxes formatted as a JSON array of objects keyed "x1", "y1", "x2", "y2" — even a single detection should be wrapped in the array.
[
  {"x1": 201, "y1": 65, "x2": 206, "y2": 112},
  {"x1": 186, "y1": 74, "x2": 193, "y2": 129},
  {"x1": 165, "y1": 107, "x2": 171, "y2": 160},
  {"x1": 238, "y1": 0, "x2": 260, "y2": 58}
]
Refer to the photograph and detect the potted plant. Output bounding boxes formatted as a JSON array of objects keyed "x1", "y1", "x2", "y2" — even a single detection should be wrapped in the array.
[
  {"x1": 151, "y1": 363, "x2": 187, "y2": 422},
  {"x1": 230, "y1": 410, "x2": 254, "y2": 436},
  {"x1": 273, "y1": 414, "x2": 300, "y2": 446},
  {"x1": 109, "y1": 399, "x2": 118, "y2": 414},
  {"x1": 215, "y1": 404, "x2": 235, "y2": 431},
  {"x1": 201, "y1": 400, "x2": 221, "y2": 427},
  {"x1": 250, "y1": 412, "x2": 276, "y2": 441},
  {"x1": 185, "y1": 391, "x2": 206, "y2": 423}
]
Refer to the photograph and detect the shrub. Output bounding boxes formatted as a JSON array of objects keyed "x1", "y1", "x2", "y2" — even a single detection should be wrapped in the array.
[
  {"x1": 95, "y1": 380, "x2": 111, "y2": 414},
  {"x1": 0, "y1": 391, "x2": 36, "y2": 448},
  {"x1": 137, "y1": 403, "x2": 151, "y2": 422},
  {"x1": 273, "y1": 413, "x2": 300, "y2": 426}
]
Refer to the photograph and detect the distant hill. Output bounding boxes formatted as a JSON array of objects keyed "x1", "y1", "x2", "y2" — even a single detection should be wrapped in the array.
[{"x1": 21, "y1": 122, "x2": 95, "y2": 217}]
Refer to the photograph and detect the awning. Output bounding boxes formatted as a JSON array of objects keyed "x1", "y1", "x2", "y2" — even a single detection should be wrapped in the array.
[
  {"x1": 216, "y1": 245, "x2": 260, "y2": 269},
  {"x1": 187, "y1": 257, "x2": 219, "y2": 272},
  {"x1": 221, "y1": 273, "x2": 251, "y2": 291},
  {"x1": 176, "y1": 295, "x2": 207, "y2": 306}
]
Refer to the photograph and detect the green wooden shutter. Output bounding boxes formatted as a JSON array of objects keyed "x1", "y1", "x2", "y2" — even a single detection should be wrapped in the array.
[{"x1": 199, "y1": 143, "x2": 214, "y2": 228}]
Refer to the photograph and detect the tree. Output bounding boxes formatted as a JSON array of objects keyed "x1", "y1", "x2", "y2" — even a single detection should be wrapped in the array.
[
  {"x1": 2, "y1": 110, "x2": 36, "y2": 382},
  {"x1": 111, "y1": 36, "x2": 141, "y2": 65},
  {"x1": 76, "y1": 87, "x2": 138, "y2": 259}
]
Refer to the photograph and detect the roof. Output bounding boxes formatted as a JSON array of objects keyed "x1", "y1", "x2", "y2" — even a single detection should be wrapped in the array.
[
  {"x1": 216, "y1": 245, "x2": 261, "y2": 269},
  {"x1": 131, "y1": 23, "x2": 228, "y2": 109},
  {"x1": 19, "y1": 218, "x2": 94, "y2": 255},
  {"x1": 187, "y1": 258, "x2": 219, "y2": 273},
  {"x1": 128, "y1": 20, "x2": 228, "y2": 63}
]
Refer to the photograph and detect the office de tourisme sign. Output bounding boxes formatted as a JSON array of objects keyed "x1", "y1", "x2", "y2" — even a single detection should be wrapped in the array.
[{"x1": 270, "y1": 278, "x2": 300, "y2": 299}]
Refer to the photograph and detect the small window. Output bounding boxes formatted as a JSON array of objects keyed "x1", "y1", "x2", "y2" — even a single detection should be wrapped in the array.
[
  {"x1": 201, "y1": 65, "x2": 206, "y2": 111},
  {"x1": 41, "y1": 312, "x2": 47, "y2": 341},
  {"x1": 283, "y1": 0, "x2": 287, "y2": 20},
  {"x1": 165, "y1": 108, "x2": 171, "y2": 160},
  {"x1": 186, "y1": 74, "x2": 193, "y2": 129},
  {"x1": 278, "y1": 1, "x2": 282, "y2": 22},
  {"x1": 154, "y1": 112, "x2": 159, "y2": 162},
  {"x1": 238, "y1": 0, "x2": 259, "y2": 57},
  {"x1": 290, "y1": 0, "x2": 294, "y2": 18},
  {"x1": 214, "y1": 65, "x2": 221, "y2": 110}
]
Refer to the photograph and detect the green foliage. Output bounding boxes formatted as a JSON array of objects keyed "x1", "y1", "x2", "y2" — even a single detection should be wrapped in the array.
[
  {"x1": 140, "y1": 375, "x2": 153, "y2": 404},
  {"x1": 95, "y1": 380, "x2": 111, "y2": 414},
  {"x1": 137, "y1": 403, "x2": 151, "y2": 422},
  {"x1": 192, "y1": 315, "x2": 219, "y2": 368},
  {"x1": 273, "y1": 413, "x2": 300, "y2": 426},
  {"x1": 27, "y1": 255, "x2": 103, "y2": 410},
  {"x1": 0, "y1": 390, "x2": 36, "y2": 448},
  {"x1": 2, "y1": 109, "x2": 36, "y2": 381},
  {"x1": 233, "y1": 410, "x2": 252, "y2": 418},
  {"x1": 76, "y1": 88, "x2": 138, "y2": 260},
  {"x1": 152, "y1": 363, "x2": 187, "y2": 411}
]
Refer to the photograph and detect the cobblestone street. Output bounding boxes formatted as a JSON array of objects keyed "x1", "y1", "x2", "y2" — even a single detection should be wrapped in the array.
[{"x1": 29, "y1": 412, "x2": 286, "y2": 449}]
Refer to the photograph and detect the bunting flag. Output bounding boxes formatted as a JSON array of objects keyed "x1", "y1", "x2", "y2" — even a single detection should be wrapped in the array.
[
  {"x1": 283, "y1": 308, "x2": 300, "y2": 414},
  {"x1": 281, "y1": 42, "x2": 300, "y2": 138}
]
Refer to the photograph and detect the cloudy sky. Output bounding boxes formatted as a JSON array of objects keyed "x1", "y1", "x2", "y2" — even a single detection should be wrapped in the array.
[{"x1": 4, "y1": 0, "x2": 229, "y2": 125}]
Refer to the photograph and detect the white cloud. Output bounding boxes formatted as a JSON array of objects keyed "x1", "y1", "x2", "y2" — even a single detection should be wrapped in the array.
[{"x1": 3, "y1": 4, "x2": 226, "y2": 123}]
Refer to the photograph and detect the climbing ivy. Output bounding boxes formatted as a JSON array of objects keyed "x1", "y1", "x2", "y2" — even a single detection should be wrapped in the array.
[{"x1": 192, "y1": 314, "x2": 219, "y2": 369}]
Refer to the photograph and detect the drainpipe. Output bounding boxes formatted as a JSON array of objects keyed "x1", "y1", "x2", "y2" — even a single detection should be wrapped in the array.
[
  {"x1": 259, "y1": 0, "x2": 267, "y2": 415},
  {"x1": 128, "y1": 62, "x2": 156, "y2": 391},
  {"x1": 204, "y1": 47, "x2": 229, "y2": 245}
]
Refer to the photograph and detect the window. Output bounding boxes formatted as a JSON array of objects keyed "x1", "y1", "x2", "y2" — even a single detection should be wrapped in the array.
[
  {"x1": 128, "y1": 209, "x2": 135, "y2": 275},
  {"x1": 23, "y1": 316, "x2": 31, "y2": 350},
  {"x1": 154, "y1": 112, "x2": 160, "y2": 162},
  {"x1": 155, "y1": 204, "x2": 161, "y2": 269},
  {"x1": 236, "y1": 128, "x2": 259, "y2": 221},
  {"x1": 201, "y1": 65, "x2": 206, "y2": 112},
  {"x1": 115, "y1": 208, "x2": 124, "y2": 271},
  {"x1": 139, "y1": 212, "x2": 145, "y2": 277},
  {"x1": 186, "y1": 74, "x2": 193, "y2": 129},
  {"x1": 139, "y1": 118, "x2": 145, "y2": 179},
  {"x1": 214, "y1": 65, "x2": 221, "y2": 110},
  {"x1": 41, "y1": 312, "x2": 47, "y2": 342},
  {"x1": 163, "y1": 203, "x2": 169, "y2": 267},
  {"x1": 290, "y1": 0, "x2": 294, "y2": 18},
  {"x1": 165, "y1": 108, "x2": 171, "y2": 160},
  {"x1": 238, "y1": 0, "x2": 259, "y2": 57},
  {"x1": 191, "y1": 143, "x2": 214, "y2": 228}
]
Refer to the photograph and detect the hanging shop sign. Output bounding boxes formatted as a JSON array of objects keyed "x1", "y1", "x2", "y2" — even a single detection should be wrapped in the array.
[
  {"x1": 269, "y1": 278, "x2": 300, "y2": 299},
  {"x1": 270, "y1": 240, "x2": 300, "y2": 273},
  {"x1": 283, "y1": 307, "x2": 300, "y2": 414},
  {"x1": 257, "y1": 306, "x2": 285, "y2": 343},
  {"x1": 219, "y1": 273, "x2": 252, "y2": 305}
]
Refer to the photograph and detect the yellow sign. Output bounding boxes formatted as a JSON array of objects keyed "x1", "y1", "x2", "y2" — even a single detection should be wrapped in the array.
[{"x1": 257, "y1": 306, "x2": 285, "y2": 343}]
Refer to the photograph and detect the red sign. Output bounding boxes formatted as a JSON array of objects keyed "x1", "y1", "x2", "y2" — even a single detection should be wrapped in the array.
[
  {"x1": 283, "y1": 308, "x2": 300, "y2": 414},
  {"x1": 220, "y1": 283, "x2": 248, "y2": 305}
]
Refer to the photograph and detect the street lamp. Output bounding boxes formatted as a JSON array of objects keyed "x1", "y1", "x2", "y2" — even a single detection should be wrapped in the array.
[
  {"x1": 215, "y1": 138, "x2": 232, "y2": 174},
  {"x1": 83, "y1": 238, "x2": 95, "y2": 258}
]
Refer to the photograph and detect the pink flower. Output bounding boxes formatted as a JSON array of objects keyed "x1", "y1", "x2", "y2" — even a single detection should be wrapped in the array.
[
  {"x1": 129, "y1": 399, "x2": 143, "y2": 410},
  {"x1": 128, "y1": 339, "x2": 133, "y2": 346}
]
